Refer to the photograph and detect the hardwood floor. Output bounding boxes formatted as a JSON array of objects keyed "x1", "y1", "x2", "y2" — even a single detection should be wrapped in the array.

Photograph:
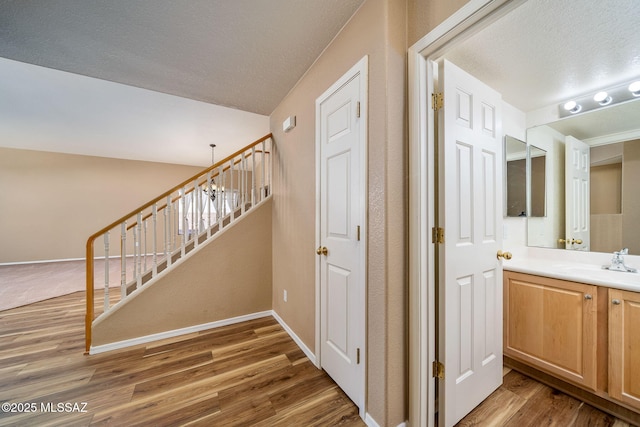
[
  {"x1": 0, "y1": 292, "x2": 364, "y2": 426},
  {"x1": 456, "y1": 368, "x2": 633, "y2": 427}
]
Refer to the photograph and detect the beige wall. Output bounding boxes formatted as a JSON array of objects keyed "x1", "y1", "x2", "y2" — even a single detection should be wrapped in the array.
[
  {"x1": 92, "y1": 199, "x2": 272, "y2": 346},
  {"x1": 0, "y1": 148, "x2": 203, "y2": 263},
  {"x1": 270, "y1": 0, "x2": 407, "y2": 423},
  {"x1": 408, "y1": 0, "x2": 470, "y2": 46}
]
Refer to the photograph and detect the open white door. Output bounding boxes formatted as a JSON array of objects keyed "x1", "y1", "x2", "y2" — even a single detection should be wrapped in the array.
[
  {"x1": 438, "y1": 59, "x2": 504, "y2": 426},
  {"x1": 316, "y1": 57, "x2": 367, "y2": 414},
  {"x1": 565, "y1": 135, "x2": 590, "y2": 251}
]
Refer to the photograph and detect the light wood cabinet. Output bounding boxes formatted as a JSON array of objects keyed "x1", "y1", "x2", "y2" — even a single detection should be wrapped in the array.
[
  {"x1": 504, "y1": 271, "x2": 598, "y2": 391},
  {"x1": 609, "y1": 288, "x2": 640, "y2": 410}
]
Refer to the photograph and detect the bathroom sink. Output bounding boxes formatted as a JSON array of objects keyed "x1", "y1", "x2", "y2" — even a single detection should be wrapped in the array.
[{"x1": 550, "y1": 263, "x2": 640, "y2": 289}]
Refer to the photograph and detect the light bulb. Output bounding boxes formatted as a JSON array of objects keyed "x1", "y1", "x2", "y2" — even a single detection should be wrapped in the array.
[
  {"x1": 563, "y1": 100, "x2": 581, "y2": 113},
  {"x1": 593, "y1": 91, "x2": 612, "y2": 105},
  {"x1": 629, "y1": 81, "x2": 640, "y2": 97}
]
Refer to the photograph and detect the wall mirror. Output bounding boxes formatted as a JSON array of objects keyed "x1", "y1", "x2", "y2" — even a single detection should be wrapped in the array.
[
  {"x1": 527, "y1": 103, "x2": 640, "y2": 254},
  {"x1": 505, "y1": 135, "x2": 527, "y2": 217},
  {"x1": 439, "y1": 0, "x2": 640, "y2": 255}
]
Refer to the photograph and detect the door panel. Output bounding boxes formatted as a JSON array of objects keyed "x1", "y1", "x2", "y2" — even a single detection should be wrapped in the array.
[
  {"x1": 439, "y1": 59, "x2": 503, "y2": 426},
  {"x1": 327, "y1": 152, "x2": 350, "y2": 237},
  {"x1": 317, "y1": 62, "x2": 366, "y2": 411}
]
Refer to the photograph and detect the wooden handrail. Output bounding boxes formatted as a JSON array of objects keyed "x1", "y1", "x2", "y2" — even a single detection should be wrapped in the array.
[{"x1": 85, "y1": 133, "x2": 272, "y2": 353}]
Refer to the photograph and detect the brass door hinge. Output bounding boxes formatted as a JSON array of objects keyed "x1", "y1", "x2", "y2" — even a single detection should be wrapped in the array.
[
  {"x1": 357, "y1": 348, "x2": 361, "y2": 364},
  {"x1": 432, "y1": 93, "x2": 443, "y2": 111},
  {"x1": 357, "y1": 225, "x2": 361, "y2": 241},
  {"x1": 432, "y1": 360, "x2": 444, "y2": 379},
  {"x1": 357, "y1": 101, "x2": 361, "y2": 118},
  {"x1": 432, "y1": 227, "x2": 444, "y2": 244}
]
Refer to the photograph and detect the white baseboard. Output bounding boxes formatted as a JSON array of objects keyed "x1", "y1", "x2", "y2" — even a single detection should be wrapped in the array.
[
  {"x1": 0, "y1": 257, "x2": 85, "y2": 266},
  {"x1": 89, "y1": 310, "x2": 272, "y2": 354},
  {"x1": 365, "y1": 413, "x2": 380, "y2": 427},
  {"x1": 271, "y1": 310, "x2": 318, "y2": 367},
  {"x1": 89, "y1": 306, "x2": 317, "y2": 362},
  {"x1": 364, "y1": 414, "x2": 407, "y2": 427}
]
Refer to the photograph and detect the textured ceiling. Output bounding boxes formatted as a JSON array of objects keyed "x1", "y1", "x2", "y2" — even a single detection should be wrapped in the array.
[
  {"x1": 444, "y1": 0, "x2": 640, "y2": 114},
  {"x1": 0, "y1": 0, "x2": 365, "y2": 115}
]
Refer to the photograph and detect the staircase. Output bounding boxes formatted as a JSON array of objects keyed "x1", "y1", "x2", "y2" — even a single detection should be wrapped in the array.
[{"x1": 85, "y1": 134, "x2": 273, "y2": 353}]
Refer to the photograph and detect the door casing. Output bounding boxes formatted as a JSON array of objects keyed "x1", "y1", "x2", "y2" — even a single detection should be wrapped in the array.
[{"x1": 408, "y1": 1, "x2": 527, "y2": 426}]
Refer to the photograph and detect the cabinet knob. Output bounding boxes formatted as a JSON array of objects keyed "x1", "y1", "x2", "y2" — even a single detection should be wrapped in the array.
[
  {"x1": 612, "y1": 299, "x2": 621, "y2": 305},
  {"x1": 584, "y1": 294, "x2": 592, "y2": 300}
]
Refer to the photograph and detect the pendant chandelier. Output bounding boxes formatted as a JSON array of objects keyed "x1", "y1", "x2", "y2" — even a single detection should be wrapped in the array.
[{"x1": 203, "y1": 143, "x2": 222, "y2": 201}]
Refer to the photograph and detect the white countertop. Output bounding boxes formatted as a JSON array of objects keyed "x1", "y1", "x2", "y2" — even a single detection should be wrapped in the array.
[{"x1": 504, "y1": 257, "x2": 640, "y2": 293}]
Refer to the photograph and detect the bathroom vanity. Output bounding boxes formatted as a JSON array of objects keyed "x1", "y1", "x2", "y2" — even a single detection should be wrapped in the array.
[{"x1": 503, "y1": 259, "x2": 640, "y2": 423}]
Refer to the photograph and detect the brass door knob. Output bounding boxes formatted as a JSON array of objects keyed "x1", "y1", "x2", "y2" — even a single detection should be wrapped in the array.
[
  {"x1": 497, "y1": 250, "x2": 512, "y2": 260},
  {"x1": 316, "y1": 246, "x2": 328, "y2": 256}
]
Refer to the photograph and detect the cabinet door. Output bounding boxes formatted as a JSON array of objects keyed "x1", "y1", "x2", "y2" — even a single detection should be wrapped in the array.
[
  {"x1": 609, "y1": 289, "x2": 640, "y2": 410},
  {"x1": 504, "y1": 271, "x2": 597, "y2": 390}
]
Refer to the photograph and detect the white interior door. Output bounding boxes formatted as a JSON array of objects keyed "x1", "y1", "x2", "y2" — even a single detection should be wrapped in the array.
[
  {"x1": 438, "y1": 59, "x2": 504, "y2": 426},
  {"x1": 316, "y1": 58, "x2": 367, "y2": 413},
  {"x1": 565, "y1": 135, "x2": 590, "y2": 251}
]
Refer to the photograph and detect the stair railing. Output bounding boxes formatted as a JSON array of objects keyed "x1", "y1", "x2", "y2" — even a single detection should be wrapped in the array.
[{"x1": 85, "y1": 134, "x2": 272, "y2": 353}]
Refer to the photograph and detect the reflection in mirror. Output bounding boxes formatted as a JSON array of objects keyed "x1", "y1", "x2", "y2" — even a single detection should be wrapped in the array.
[
  {"x1": 589, "y1": 140, "x2": 640, "y2": 254},
  {"x1": 505, "y1": 136, "x2": 527, "y2": 217},
  {"x1": 526, "y1": 100, "x2": 640, "y2": 255},
  {"x1": 439, "y1": 0, "x2": 640, "y2": 256},
  {"x1": 528, "y1": 145, "x2": 546, "y2": 217}
]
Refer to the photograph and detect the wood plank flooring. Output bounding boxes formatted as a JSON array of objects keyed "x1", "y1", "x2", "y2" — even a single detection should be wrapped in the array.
[
  {"x1": 0, "y1": 292, "x2": 364, "y2": 426},
  {"x1": 456, "y1": 368, "x2": 633, "y2": 427}
]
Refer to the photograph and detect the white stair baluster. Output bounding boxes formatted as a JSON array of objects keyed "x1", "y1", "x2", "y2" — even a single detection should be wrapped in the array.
[
  {"x1": 121, "y1": 222, "x2": 127, "y2": 298},
  {"x1": 143, "y1": 215, "x2": 148, "y2": 273},
  {"x1": 206, "y1": 171, "x2": 212, "y2": 238},
  {"x1": 164, "y1": 197, "x2": 170, "y2": 267},
  {"x1": 267, "y1": 138, "x2": 272, "y2": 197},
  {"x1": 152, "y1": 203, "x2": 158, "y2": 276},
  {"x1": 218, "y1": 165, "x2": 224, "y2": 227},
  {"x1": 194, "y1": 179, "x2": 200, "y2": 247},
  {"x1": 251, "y1": 146, "x2": 256, "y2": 206},
  {"x1": 180, "y1": 187, "x2": 187, "y2": 257},
  {"x1": 136, "y1": 212, "x2": 142, "y2": 289},
  {"x1": 104, "y1": 231, "x2": 110, "y2": 312},
  {"x1": 230, "y1": 159, "x2": 235, "y2": 222},
  {"x1": 242, "y1": 155, "x2": 247, "y2": 214},
  {"x1": 261, "y1": 141, "x2": 266, "y2": 200}
]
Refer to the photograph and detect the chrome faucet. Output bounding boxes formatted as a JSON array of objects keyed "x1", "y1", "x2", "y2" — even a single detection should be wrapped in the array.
[{"x1": 603, "y1": 248, "x2": 638, "y2": 273}]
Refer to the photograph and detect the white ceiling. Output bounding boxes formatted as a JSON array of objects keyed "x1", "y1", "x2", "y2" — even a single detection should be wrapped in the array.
[
  {"x1": 0, "y1": 1, "x2": 364, "y2": 165},
  {"x1": 0, "y1": 0, "x2": 364, "y2": 115},
  {"x1": 443, "y1": 0, "x2": 640, "y2": 140},
  {"x1": 0, "y1": 57, "x2": 270, "y2": 166}
]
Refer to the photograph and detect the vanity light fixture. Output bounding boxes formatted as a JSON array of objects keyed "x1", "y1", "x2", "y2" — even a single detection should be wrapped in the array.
[
  {"x1": 593, "y1": 91, "x2": 612, "y2": 105},
  {"x1": 563, "y1": 100, "x2": 582, "y2": 114},
  {"x1": 559, "y1": 77, "x2": 640, "y2": 118}
]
